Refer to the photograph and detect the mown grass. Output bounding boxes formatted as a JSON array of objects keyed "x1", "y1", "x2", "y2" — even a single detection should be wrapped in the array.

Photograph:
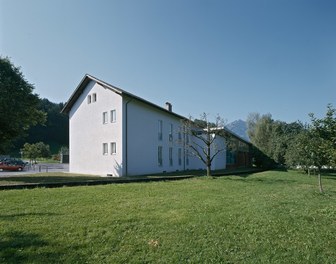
[{"x1": 1, "y1": 170, "x2": 336, "y2": 263}]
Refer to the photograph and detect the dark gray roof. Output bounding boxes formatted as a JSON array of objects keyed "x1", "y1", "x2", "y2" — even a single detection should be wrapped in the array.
[{"x1": 61, "y1": 74, "x2": 186, "y2": 120}]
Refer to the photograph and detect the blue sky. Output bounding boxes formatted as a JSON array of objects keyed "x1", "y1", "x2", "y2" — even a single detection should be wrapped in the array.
[{"x1": 1, "y1": 0, "x2": 335, "y2": 123}]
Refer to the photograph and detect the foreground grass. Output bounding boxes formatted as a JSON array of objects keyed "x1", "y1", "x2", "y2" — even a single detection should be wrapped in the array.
[{"x1": 1, "y1": 170, "x2": 336, "y2": 263}]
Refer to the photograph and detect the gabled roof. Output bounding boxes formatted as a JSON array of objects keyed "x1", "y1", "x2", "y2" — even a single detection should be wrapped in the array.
[
  {"x1": 61, "y1": 74, "x2": 251, "y2": 145},
  {"x1": 61, "y1": 74, "x2": 186, "y2": 120}
]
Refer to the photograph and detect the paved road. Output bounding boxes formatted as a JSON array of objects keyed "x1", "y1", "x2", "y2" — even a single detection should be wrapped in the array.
[{"x1": 0, "y1": 163, "x2": 69, "y2": 176}]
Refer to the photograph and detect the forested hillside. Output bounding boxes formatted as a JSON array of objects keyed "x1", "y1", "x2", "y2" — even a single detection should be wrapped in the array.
[{"x1": 12, "y1": 99, "x2": 68, "y2": 155}]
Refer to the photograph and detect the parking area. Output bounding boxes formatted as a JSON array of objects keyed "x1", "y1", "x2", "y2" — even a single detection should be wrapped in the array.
[{"x1": 0, "y1": 163, "x2": 69, "y2": 176}]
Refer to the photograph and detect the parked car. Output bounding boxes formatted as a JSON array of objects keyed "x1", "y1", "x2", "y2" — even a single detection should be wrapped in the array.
[{"x1": 0, "y1": 158, "x2": 27, "y2": 171}]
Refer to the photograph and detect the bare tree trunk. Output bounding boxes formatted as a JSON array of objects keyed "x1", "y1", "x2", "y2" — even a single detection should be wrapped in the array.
[
  {"x1": 206, "y1": 125, "x2": 211, "y2": 177},
  {"x1": 207, "y1": 164, "x2": 211, "y2": 177},
  {"x1": 318, "y1": 169, "x2": 323, "y2": 193}
]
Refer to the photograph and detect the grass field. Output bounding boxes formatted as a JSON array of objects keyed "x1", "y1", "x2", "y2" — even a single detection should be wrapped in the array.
[{"x1": 1, "y1": 170, "x2": 336, "y2": 263}]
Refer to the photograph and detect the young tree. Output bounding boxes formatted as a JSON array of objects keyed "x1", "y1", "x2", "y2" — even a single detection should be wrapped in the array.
[
  {"x1": 22, "y1": 142, "x2": 51, "y2": 163},
  {"x1": 309, "y1": 104, "x2": 336, "y2": 193},
  {"x1": 22, "y1": 143, "x2": 39, "y2": 164},
  {"x1": 180, "y1": 113, "x2": 230, "y2": 177},
  {"x1": 285, "y1": 128, "x2": 313, "y2": 173},
  {"x1": 0, "y1": 57, "x2": 46, "y2": 153}
]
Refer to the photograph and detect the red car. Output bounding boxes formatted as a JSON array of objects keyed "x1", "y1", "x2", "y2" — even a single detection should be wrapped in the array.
[{"x1": 0, "y1": 162, "x2": 25, "y2": 171}]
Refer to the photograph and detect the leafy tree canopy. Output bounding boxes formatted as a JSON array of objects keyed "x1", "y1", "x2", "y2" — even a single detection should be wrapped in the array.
[
  {"x1": 0, "y1": 57, "x2": 46, "y2": 153},
  {"x1": 22, "y1": 142, "x2": 51, "y2": 163}
]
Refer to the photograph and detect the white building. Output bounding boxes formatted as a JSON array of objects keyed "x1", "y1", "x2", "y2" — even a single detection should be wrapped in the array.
[{"x1": 62, "y1": 74, "x2": 249, "y2": 176}]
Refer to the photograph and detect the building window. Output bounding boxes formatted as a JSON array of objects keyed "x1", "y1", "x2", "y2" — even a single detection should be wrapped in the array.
[
  {"x1": 111, "y1": 142, "x2": 116, "y2": 154},
  {"x1": 103, "y1": 143, "x2": 108, "y2": 155},
  {"x1": 87, "y1": 95, "x2": 91, "y2": 104},
  {"x1": 186, "y1": 149, "x2": 189, "y2": 166},
  {"x1": 169, "y1": 147, "x2": 173, "y2": 166},
  {"x1": 158, "y1": 120, "x2": 163, "y2": 141},
  {"x1": 226, "y1": 150, "x2": 237, "y2": 165},
  {"x1": 178, "y1": 148, "x2": 182, "y2": 166},
  {"x1": 178, "y1": 131, "x2": 182, "y2": 141},
  {"x1": 103, "y1": 112, "x2": 108, "y2": 124},
  {"x1": 110, "y1": 109, "x2": 116, "y2": 123},
  {"x1": 158, "y1": 146, "x2": 163, "y2": 166},
  {"x1": 93, "y1": 93, "x2": 97, "y2": 102},
  {"x1": 169, "y1": 123, "x2": 173, "y2": 142}
]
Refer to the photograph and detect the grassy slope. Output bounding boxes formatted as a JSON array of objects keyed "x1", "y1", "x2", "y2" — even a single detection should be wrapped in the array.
[{"x1": 1, "y1": 170, "x2": 336, "y2": 263}]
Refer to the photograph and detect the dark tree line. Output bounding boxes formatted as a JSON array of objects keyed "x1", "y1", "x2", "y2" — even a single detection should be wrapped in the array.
[{"x1": 15, "y1": 98, "x2": 69, "y2": 153}]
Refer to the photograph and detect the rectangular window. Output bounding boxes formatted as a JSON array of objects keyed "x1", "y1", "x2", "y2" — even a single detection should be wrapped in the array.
[
  {"x1": 169, "y1": 147, "x2": 173, "y2": 166},
  {"x1": 87, "y1": 95, "x2": 91, "y2": 104},
  {"x1": 178, "y1": 131, "x2": 182, "y2": 141},
  {"x1": 110, "y1": 109, "x2": 116, "y2": 123},
  {"x1": 93, "y1": 93, "x2": 97, "y2": 102},
  {"x1": 169, "y1": 123, "x2": 173, "y2": 142},
  {"x1": 103, "y1": 112, "x2": 108, "y2": 124},
  {"x1": 111, "y1": 142, "x2": 116, "y2": 154},
  {"x1": 103, "y1": 143, "x2": 108, "y2": 155},
  {"x1": 178, "y1": 148, "x2": 182, "y2": 166},
  {"x1": 186, "y1": 149, "x2": 189, "y2": 166},
  {"x1": 158, "y1": 120, "x2": 163, "y2": 140},
  {"x1": 158, "y1": 146, "x2": 163, "y2": 166}
]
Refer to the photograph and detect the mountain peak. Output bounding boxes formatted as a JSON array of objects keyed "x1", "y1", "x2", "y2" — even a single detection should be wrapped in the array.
[{"x1": 226, "y1": 120, "x2": 250, "y2": 142}]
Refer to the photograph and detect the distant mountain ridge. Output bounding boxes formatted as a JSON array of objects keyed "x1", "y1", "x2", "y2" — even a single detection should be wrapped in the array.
[{"x1": 226, "y1": 119, "x2": 250, "y2": 142}]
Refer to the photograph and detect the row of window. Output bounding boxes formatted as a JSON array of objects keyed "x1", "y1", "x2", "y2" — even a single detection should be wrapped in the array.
[
  {"x1": 87, "y1": 93, "x2": 97, "y2": 104},
  {"x1": 158, "y1": 120, "x2": 189, "y2": 143},
  {"x1": 158, "y1": 146, "x2": 189, "y2": 167},
  {"x1": 103, "y1": 142, "x2": 117, "y2": 155},
  {"x1": 103, "y1": 110, "x2": 116, "y2": 124}
]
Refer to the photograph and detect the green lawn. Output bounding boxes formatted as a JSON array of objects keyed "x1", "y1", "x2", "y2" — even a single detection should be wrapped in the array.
[{"x1": 1, "y1": 170, "x2": 336, "y2": 263}]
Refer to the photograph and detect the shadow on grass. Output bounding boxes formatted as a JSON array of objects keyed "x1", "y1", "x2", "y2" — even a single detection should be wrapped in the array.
[
  {"x1": 323, "y1": 172, "x2": 336, "y2": 181},
  {"x1": 245, "y1": 177, "x2": 298, "y2": 184},
  {"x1": 0, "y1": 231, "x2": 62, "y2": 263},
  {"x1": 0, "y1": 176, "x2": 102, "y2": 184},
  {"x1": 0, "y1": 212, "x2": 58, "y2": 221}
]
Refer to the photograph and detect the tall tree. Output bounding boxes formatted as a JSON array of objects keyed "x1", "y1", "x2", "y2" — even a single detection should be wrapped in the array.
[
  {"x1": 0, "y1": 57, "x2": 46, "y2": 153},
  {"x1": 247, "y1": 112, "x2": 304, "y2": 168},
  {"x1": 181, "y1": 113, "x2": 230, "y2": 177},
  {"x1": 285, "y1": 128, "x2": 313, "y2": 173},
  {"x1": 247, "y1": 113, "x2": 276, "y2": 167}
]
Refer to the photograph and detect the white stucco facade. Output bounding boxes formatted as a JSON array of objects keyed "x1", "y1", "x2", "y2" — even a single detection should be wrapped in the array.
[
  {"x1": 69, "y1": 81, "x2": 123, "y2": 175},
  {"x1": 63, "y1": 75, "x2": 229, "y2": 176}
]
